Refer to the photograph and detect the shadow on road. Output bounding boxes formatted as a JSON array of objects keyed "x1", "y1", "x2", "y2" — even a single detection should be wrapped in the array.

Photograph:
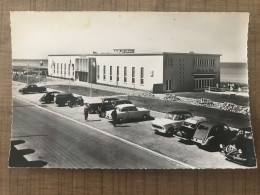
[{"x1": 9, "y1": 140, "x2": 47, "y2": 168}]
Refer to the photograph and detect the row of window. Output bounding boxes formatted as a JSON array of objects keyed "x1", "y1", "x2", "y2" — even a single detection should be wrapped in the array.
[
  {"x1": 194, "y1": 59, "x2": 215, "y2": 67},
  {"x1": 166, "y1": 58, "x2": 185, "y2": 66},
  {"x1": 97, "y1": 65, "x2": 144, "y2": 85},
  {"x1": 52, "y1": 63, "x2": 74, "y2": 76}
]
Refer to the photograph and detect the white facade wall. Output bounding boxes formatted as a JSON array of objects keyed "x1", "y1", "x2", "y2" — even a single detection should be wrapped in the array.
[
  {"x1": 48, "y1": 56, "x2": 78, "y2": 79},
  {"x1": 95, "y1": 55, "x2": 164, "y2": 91}
]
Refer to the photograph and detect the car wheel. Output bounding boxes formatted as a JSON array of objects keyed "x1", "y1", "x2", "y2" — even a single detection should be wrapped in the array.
[
  {"x1": 89, "y1": 108, "x2": 94, "y2": 114},
  {"x1": 142, "y1": 114, "x2": 148, "y2": 120},
  {"x1": 167, "y1": 128, "x2": 175, "y2": 137}
]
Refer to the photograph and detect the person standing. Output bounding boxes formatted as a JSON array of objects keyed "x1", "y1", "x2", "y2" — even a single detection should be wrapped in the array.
[
  {"x1": 111, "y1": 108, "x2": 117, "y2": 127},
  {"x1": 84, "y1": 105, "x2": 89, "y2": 121}
]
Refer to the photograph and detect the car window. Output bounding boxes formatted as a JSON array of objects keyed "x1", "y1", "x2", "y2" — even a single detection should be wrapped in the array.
[
  {"x1": 198, "y1": 125, "x2": 209, "y2": 131},
  {"x1": 177, "y1": 115, "x2": 185, "y2": 120},
  {"x1": 121, "y1": 107, "x2": 128, "y2": 112},
  {"x1": 165, "y1": 114, "x2": 177, "y2": 120},
  {"x1": 129, "y1": 106, "x2": 138, "y2": 111},
  {"x1": 185, "y1": 114, "x2": 192, "y2": 119}
]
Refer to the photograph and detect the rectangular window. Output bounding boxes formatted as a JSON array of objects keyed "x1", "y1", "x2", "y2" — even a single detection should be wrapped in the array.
[
  {"x1": 57, "y1": 63, "x2": 59, "y2": 74},
  {"x1": 64, "y1": 64, "x2": 66, "y2": 76},
  {"x1": 72, "y1": 64, "x2": 74, "y2": 76},
  {"x1": 140, "y1": 67, "x2": 144, "y2": 85},
  {"x1": 110, "y1": 66, "x2": 112, "y2": 81},
  {"x1": 97, "y1": 65, "x2": 100, "y2": 79},
  {"x1": 68, "y1": 64, "x2": 70, "y2": 76},
  {"x1": 117, "y1": 66, "x2": 119, "y2": 82},
  {"x1": 53, "y1": 63, "x2": 55, "y2": 74},
  {"x1": 166, "y1": 80, "x2": 172, "y2": 91},
  {"x1": 124, "y1": 67, "x2": 127, "y2": 83},
  {"x1": 61, "y1": 63, "x2": 63, "y2": 75},
  {"x1": 103, "y1": 65, "x2": 106, "y2": 80},
  {"x1": 132, "y1": 67, "x2": 135, "y2": 84}
]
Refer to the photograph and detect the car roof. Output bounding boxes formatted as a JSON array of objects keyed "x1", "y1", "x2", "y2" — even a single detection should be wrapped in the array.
[
  {"x1": 167, "y1": 110, "x2": 192, "y2": 115},
  {"x1": 116, "y1": 104, "x2": 135, "y2": 108},
  {"x1": 185, "y1": 116, "x2": 207, "y2": 124}
]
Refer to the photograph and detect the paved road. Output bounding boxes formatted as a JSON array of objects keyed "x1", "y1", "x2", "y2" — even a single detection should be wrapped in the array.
[{"x1": 12, "y1": 98, "x2": 189, "y2": 168}]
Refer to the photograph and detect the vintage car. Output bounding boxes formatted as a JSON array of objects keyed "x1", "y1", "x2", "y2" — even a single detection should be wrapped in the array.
[
  {"x1": 151, "y1": 111, "x2": 192, "y2": 136},
  {"x1": 220, "y1": 127, "x2": 256, "y2": 167},
  {"x1": 19, "y1": 84, "x2": 47, "y2": 94},
  {"x1": 98, "y1": 100, "x2": 133, "y2": 117},
  {"x1": 192, "y1": 121, "x2": 237, "y2": 150},
  {"x1": 106, "y1": 104, "x2": 150, "y2": 122},
  {"x1": 177, "y1": 116, "x2": 207, "y2": 139},
  {"x1": 86, "y1": 98, "x2": 120, "y2": 114},
  {"x1": 55, "y1": 93, "x2": 84, "y2": 107},
  {"x1": 39, "y1": 91, "x2": 60, "y2": 103}
]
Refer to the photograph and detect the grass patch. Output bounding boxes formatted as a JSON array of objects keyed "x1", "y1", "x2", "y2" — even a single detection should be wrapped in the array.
[
  {"x1": 175, "y1": 92, "x2": 249, "y2": 107},
  {"x1": 127, "y1": 96, "x2": 250, "y2": 129}
]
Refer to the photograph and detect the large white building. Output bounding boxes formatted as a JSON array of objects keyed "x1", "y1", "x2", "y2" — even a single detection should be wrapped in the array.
[{"x1": 48, "y1": 51, "x2": 221, "y2": 93}]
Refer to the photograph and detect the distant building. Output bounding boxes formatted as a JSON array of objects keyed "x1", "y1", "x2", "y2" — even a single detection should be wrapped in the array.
[{"x1": 48, "y1": 52, "x2": 221, "y2": 92}]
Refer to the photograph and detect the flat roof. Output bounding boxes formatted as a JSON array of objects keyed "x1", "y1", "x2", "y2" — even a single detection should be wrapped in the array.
[{"x1": 48, "y1": 52, "x2": 221, "y2": 57}]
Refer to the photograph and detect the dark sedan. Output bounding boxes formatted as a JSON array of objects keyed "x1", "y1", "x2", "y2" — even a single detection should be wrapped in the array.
[
  {"x1": 221, "y1": 127, "x2": 256, "y2": 167},
  {"x1": 192, "y1": 121, "x2": 237, "y2": 150},
  {"x1": 40, "y1": 91, "x2": 60, "y2": 103},
  {"x1": 19, "y1": 84, "x2": 46, "y2": 94}
]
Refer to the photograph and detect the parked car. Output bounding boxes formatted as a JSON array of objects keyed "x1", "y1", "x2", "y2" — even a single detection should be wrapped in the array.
[
  {"x1": 86, "y1": 98, "x2": 120, "y2": 114},
  {"x1": 151, "y1": 111, "x2": 192, "y2": 136},
  {"x1": 55, "y1": 93, "x2": 84, "y2": 107},
  {"x1": 106, "y1": 104, "x2": 150, "y2": 122},
  {"x1": 192, "y1": 122, "x2": 237, "y2": 150},
  {"x1": 19, "y1": 84, "x2": 46, "y2": 94},
  {"x1": 68, "y1": 96, "x2": 84, "y2": 107},
  {"x1": 40, "y1": 91, "x2": 60, "y2": 103},
  {"x1": 98, "y1": 100, "x2": 133, "y2": 117},
  {"x1": 86, "y1": 102, "x2": 103, "y2": 114},
  {"x1": 220, "y1": 127, "x2": 256, "y2": 167},
  {"x1": 177, "y1": 116, "x2": 207, "y2": 139}
]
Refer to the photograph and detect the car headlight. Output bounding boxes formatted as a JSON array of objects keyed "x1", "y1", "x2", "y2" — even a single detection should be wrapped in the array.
[{"x1": 238, "y1": 149, "x2": 242, "y2": 154}]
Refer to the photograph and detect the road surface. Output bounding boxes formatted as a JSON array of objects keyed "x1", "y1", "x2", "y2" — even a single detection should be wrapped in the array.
[{"x1": 11, "y1": 98, "x2": 188, "y2": 168}]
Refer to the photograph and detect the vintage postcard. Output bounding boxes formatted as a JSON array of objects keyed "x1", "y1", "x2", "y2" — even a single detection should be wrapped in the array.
[{"x1": 10, "y1": 12, "x2": 256, "y2": 169}]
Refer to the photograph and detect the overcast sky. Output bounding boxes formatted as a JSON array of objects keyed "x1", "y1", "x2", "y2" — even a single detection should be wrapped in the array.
[{"x1": 10, "y1": 12, "x2": 249, "y2": 62}]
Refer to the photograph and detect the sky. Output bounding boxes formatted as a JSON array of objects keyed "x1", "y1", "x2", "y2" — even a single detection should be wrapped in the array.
[{"x1": 10, "y1": 12, "x2": 249, "y2": 62}]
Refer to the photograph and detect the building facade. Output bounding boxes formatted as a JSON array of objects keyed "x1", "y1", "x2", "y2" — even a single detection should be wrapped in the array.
[{"x1": 48, "y1": 52, "x2": 220, "y2": 92}]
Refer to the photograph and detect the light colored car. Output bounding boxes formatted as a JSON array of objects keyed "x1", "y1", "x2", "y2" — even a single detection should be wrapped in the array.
[
  {"x1": 106, "y1": 104, "x2": 150, "y2": 122},
  {"x1": 151, "y1": 111, "x2": 192, "y2": 136}
]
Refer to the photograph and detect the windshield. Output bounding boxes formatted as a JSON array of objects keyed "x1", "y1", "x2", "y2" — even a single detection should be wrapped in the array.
[
  {"x1": 183, "y1": 122, "x2": 196, "y2": 129},
  {"x1": 165, "y1": 114, "x2": 177, "y2": 120}
]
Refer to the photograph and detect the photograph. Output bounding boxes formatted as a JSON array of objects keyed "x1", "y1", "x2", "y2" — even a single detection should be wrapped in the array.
[{"x1": 9, "y1": 11, "x2": 256, "y2": 169}]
